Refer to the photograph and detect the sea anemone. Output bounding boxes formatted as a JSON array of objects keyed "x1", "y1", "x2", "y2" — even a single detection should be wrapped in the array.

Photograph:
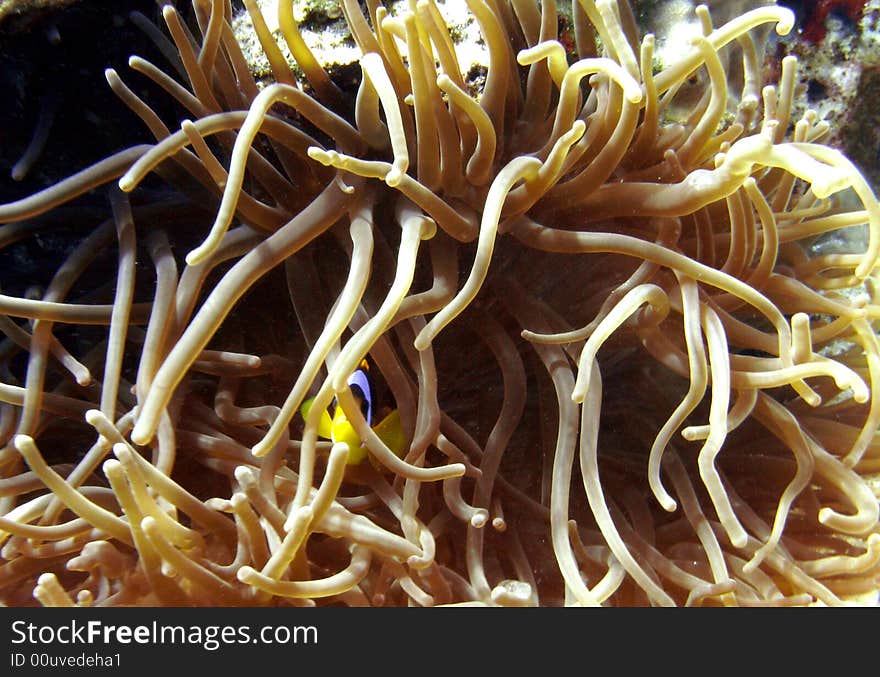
[{"x1": 0, "y1": 0, "x2": 878, "y2": 607}]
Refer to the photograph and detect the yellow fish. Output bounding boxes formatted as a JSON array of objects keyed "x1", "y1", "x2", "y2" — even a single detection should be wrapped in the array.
[{"x1": 300, "y1": 360, "x2": 405, "y2": 465}]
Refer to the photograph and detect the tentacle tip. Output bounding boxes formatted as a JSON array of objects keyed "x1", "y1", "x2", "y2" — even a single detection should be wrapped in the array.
[
  {"x1": 626, "y1": 88, "x2": 644, "y2": 105},
  {"x1": 419, "y1": 219, "x2": 438, "y2": 240},
  {"x1": 307, "y1": 146, "x2": 333, "y2": 165},
  {"x1": 490, "y1": 580, "x2": 534, "y2": 607},
  {"x1": 233, "y1": 465, "x2": 254, "y2": 482},
  {"x1": 236, "y1": 566, "x2": 256, "y2": 582},
  {"x1": 206, "y1": 497, "x2": 233, "y2": 511},
  {"x1": 730, "y1": 531, "x2": 749, "y2": 549},
  {"x1": 359, "y1": 51, "x2": 382, "y2": 67},
  {"x1": 571, "y1": 119, "x2": 587, "y2": 136},
  {"x1": 184, "y1": 247, "x2": 209, "y2": 267},
  {"x1": 853, "y1": 389, "x2": 870, "y2": 404},
  {"x1": 336, "y1": 177, "x2": 355, "y2": 194},
  {"x1": 112, "y1": 443, "x2": 132, "y2": 461},
  {"x1": 385, "y1": 168, "x2": 403, "y2": 187},
  {"x1": 251, "y1": 441, "x2": 270, "y2": 458},
  {"x1": 802, "y1": 394, "x2": 821, "y2": 407},
  {"x1": 36, "y1": 572, "x2": 57, "y2": 586},
  {"x1": 450, "y1": 463, "x2": 467, "y2": 478},
  {"x1": 413, "y1": 333, "x2": 431, "y2": 352},
  {"x1": 660, "y1": 498, "x2": 677, "y2": 513},
  {"x1": 130, "y1": 426, "x2": 152, "y2": 446},
  {"x1": 84, "y1": 408, "x2": 104, "y2": 425},
  {"x1": 470, "y1": 512, "x2": 488, "y2": 528},
  {"x1": 775, "y1": 9, "x2": 795, "y2": 36}
]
